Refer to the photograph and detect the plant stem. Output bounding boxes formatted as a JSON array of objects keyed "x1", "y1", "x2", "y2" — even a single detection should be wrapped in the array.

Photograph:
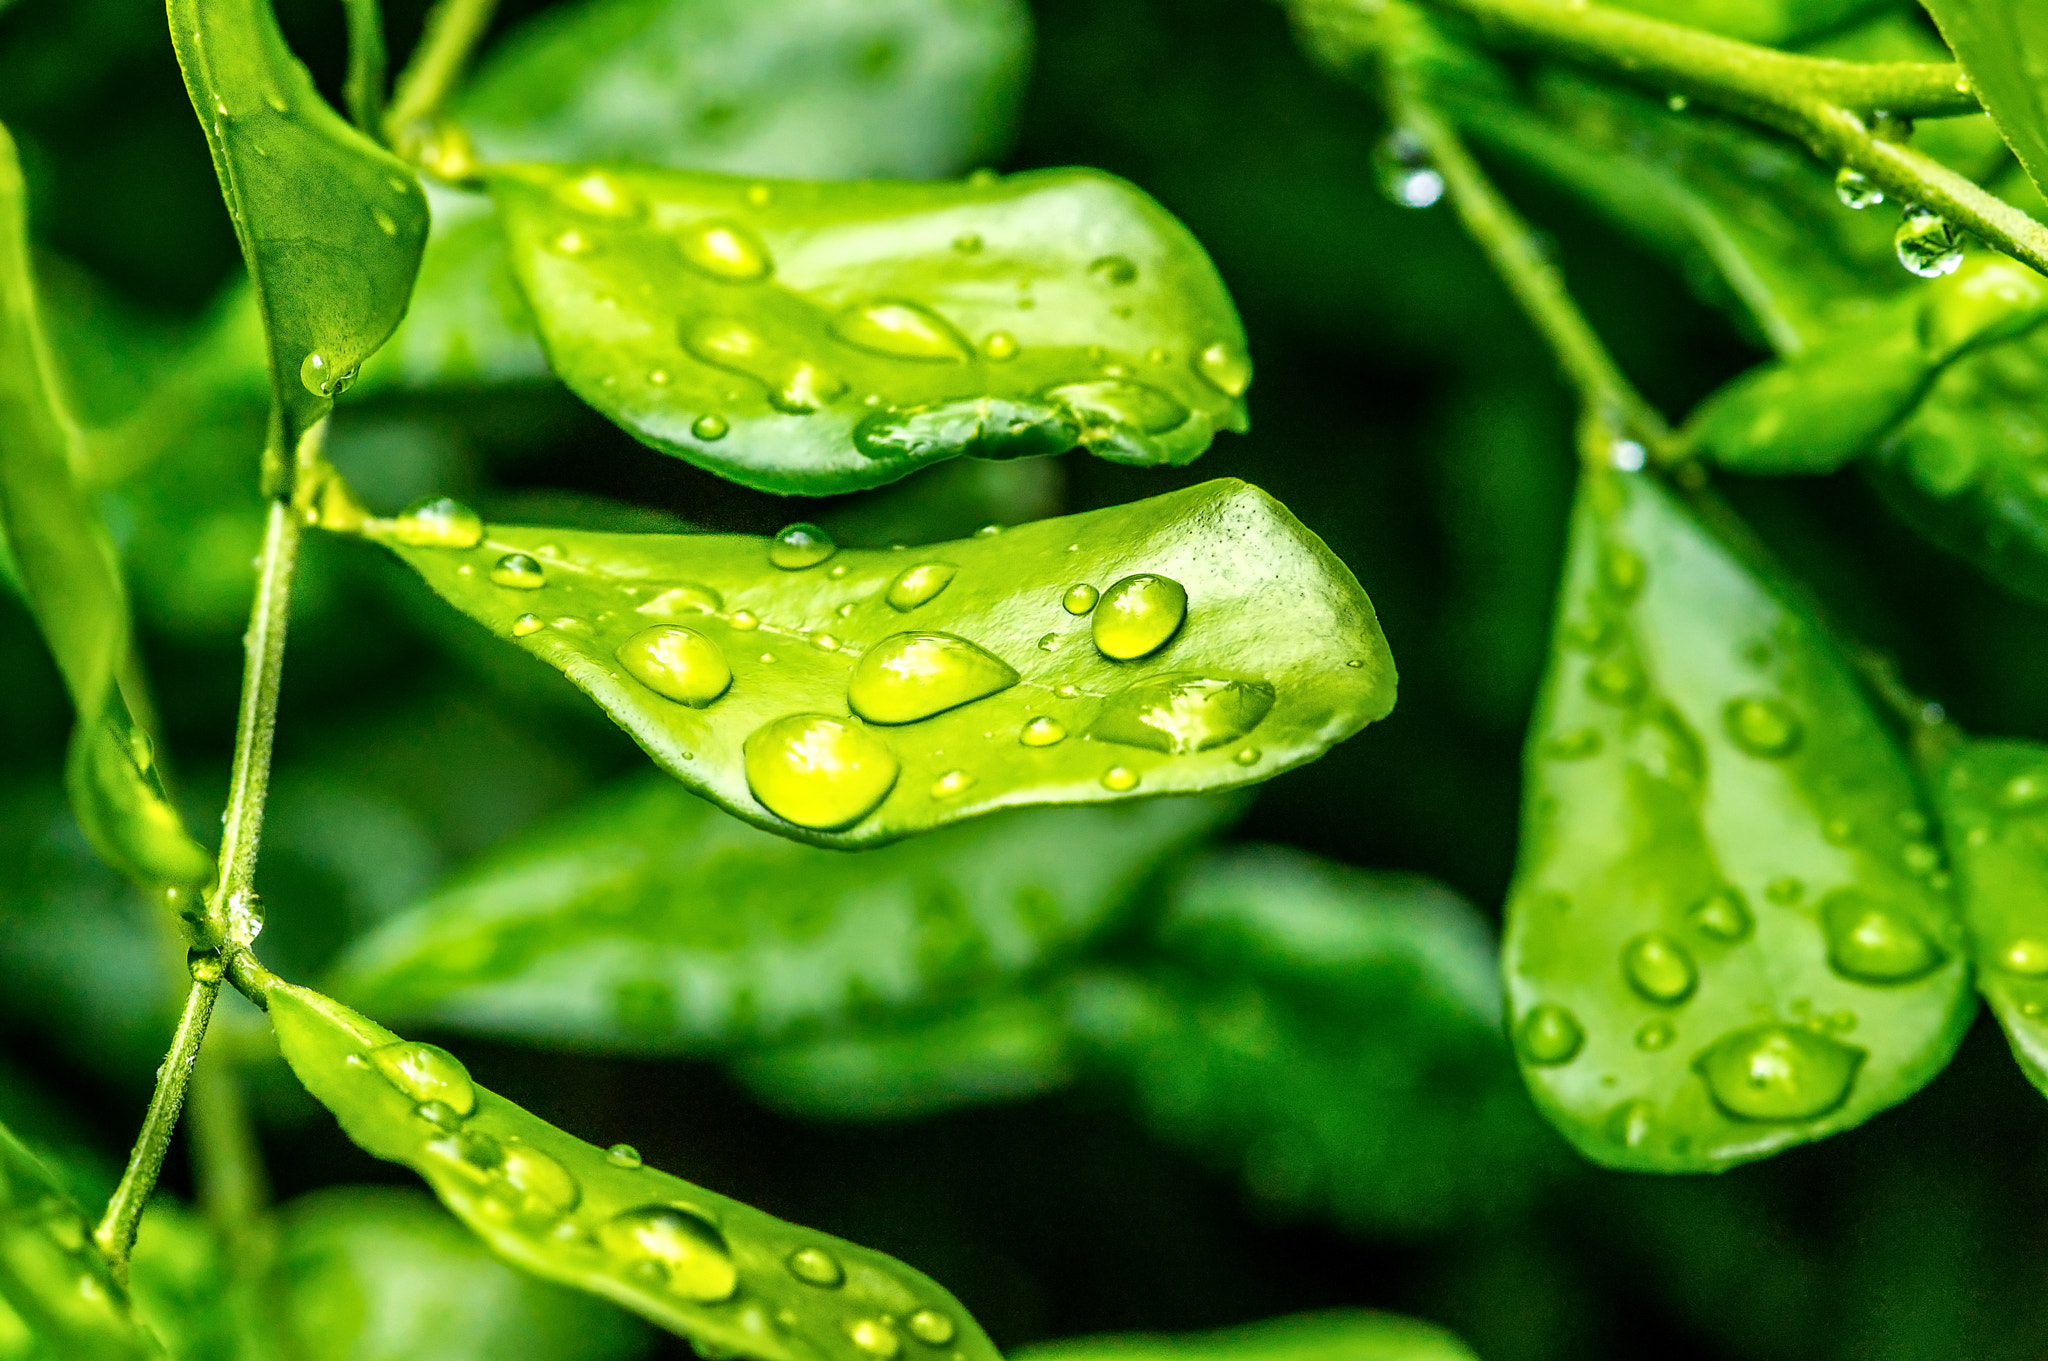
[
  {"x1": 383, "y1": 0, "x2": 500, "y2": 145},
  {"x1": 342, "y1": 0, "x2": 390, "y2": 138}
]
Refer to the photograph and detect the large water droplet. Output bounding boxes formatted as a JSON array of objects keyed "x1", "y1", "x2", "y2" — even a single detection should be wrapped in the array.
[
  {"x1": 848, "y1": 632, "x2": 1019, "y2": 724},
  {"x1": 1089, "y1": 674, "x2": 1275, "y2": 755},
  {"x1": 769, "y1": 522, "x2": 837, "y2": 570},
  {"x1": 391, "y1": 497, "x2": 483, "y2": 549},
  {"x1": 887, "y1": 563, "x2": 957, "y2": 612},
  {"x1": 1021, "y1": 716, "x2": 1067, "y2": 747},
  {"x1": 907, "y1": 1309, "x2": 957, "y2": 1346},
  {"x1": 1622, "y1": 932, "x2": 1698, "y2": 1004},
  {"x1": 831, "y1": 301, "x2": 972, "y2": 362},
  {"x1": 682, "y1": 317, "x2": 847, "y2": 413},
  {"x1": 786, "y1": 1246, "x2": 844, "y2": 1288},
  {"x1": 1724, "y1": 696, "x2": 1802, "y2": 757},
  {"x1": 850, "y1": 1319, "x2": 903, "y2": 1360},
  {"x1": 1835, "y1": 167, "x2": 1884, "y2": 210},
  {"x1": 1695, "y1": 1024, "x2": 1864, "y2": 1121},
  {"x1": 368, "y1": 1041, "x2": 476, "y2": 1116},
  {"x1": 1092, "y1": 574, "x2": 1188, "y2": 660},
  {"x1": 616, "y1": 627, "x2": 732, "y2": 707},
  {"x1": 744, "y1": 715, "x2": 899, "y2": 830},
  {"x1": 1372, "y1": 128, "x2": 1445, "y2": 208},
  {"x1": 1895, "y1": 203, "x2": 1964, "y2": 278},
  {"x1": 1047, "y1": 380, "x2": 1190, "y2": 437},
  {"x1": 1821, "y1": 889, "x2": 1945, "y2": 983},
  {"x1": 599, "y1": 1205, "x2": 737, "y2": 1302},
  {"x1": 490, "y1": 553, "x2": 546, "y2": 590},
  {"x1": 1688, "y1": 889, "x2": 1753, "y2": 942},
  {"x1": 676, "y1": 219, "x2": 772, "y2": 281},
  {"x1": 1517, "y1": 1004, "x2": 1584, "y2": 1065},
  {"x1": 496, "y1": 1142, "x2": 580, "y2": 1215}
]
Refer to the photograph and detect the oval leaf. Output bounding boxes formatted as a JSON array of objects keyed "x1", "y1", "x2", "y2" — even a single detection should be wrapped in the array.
[
  {"x1": 362, "y1": 477, "x2": 1392, "y2": 847},
  {"x1": 487, "y1": 162, "x2": 1250, "y2": 493},
  {"x1": 168, "y1": 0, "x2": 429, "y2": 444},
  {"x1": 1015, "y1": 1310, "x2": 1478, "y2": 1361},
  {"x1": 0, "y1": 1119, "x2": 159, "y2": 1360},
  {"x1": 329, "y1": 775, "x2": 1234, "y2": 1049},
  {"x1": 1503, "y1": 471, "x2": 1972, "y2": 1171},
  {"x1": 268, "y1": 983, "x2": 998, "y2": 1361}
]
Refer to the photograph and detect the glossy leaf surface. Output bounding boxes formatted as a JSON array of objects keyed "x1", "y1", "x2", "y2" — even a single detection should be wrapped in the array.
[
  {"x1": 1016, "y1": 1310, "x2": 1478, "y2": 1361},
  {"x1": 0, "y1": 126, "x2": 212, "y2": 886},
  {"x1": 168, "y1": 0, "x2": 428, "y2": 443},
  {"x1": 330, "y1": 775, "x2": 1232, "y2": 1050},
  {"x1": 369, "y1": 478, "x2": 1393, "y2": 847},
  {"x1": 0, "y1": 1120, "x2": 158, "y2": 1360},
  {"x1": 488, "y1": 163, "x2": 1249, "y2": 493},
  {"x1": 270, "y1": 983, "x2": 998, "y2": 1361},
  {"x1": 1506, "y1": 472, "x2": 1972, "y2": 1171},
  {"x1": 1920, "y1": 0, "x2": 2048, "y2": 202}
]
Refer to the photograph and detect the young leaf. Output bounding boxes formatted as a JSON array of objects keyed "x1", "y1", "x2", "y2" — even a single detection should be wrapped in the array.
[
  {"x1": 1919, "y1": 0, "x2": 2048, "y2": 203},
  {"x1": 0, "y1": 124, "x2": 212, "y2": 887},
  {"x1": 268, "y1": 982, "x2": 999, "y2": 1361},
  {"x1": 168, "y1": 0, "x2": 429, "y2": 445},
  {"x1": 486, "y1": 163, "x2": 1250, "y2": 493},
  {"x1": 0, "y1": 1119, "x2": 160, "y2": 1360},
  {"x1": 329, "y1": 776, "x2": 1233, "y2": 1049},
  {"x1": 1504, "y1": 471, "x2": 1972, "y2": 1172},
  {"x1": 363, "y1": 477, "x2": 1392, "y2": 847},
  {"x1": 1015, "y1": 1310, "x2": 1479, "y2": 1361}
]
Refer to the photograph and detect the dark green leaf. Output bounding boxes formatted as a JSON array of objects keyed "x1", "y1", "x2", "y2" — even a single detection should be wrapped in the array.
[
  {"x1": 331, "y1": 775, "x2": 1232, "y2": 1049},
  {"x1": 167, "y1": 0, "x2": 429, "y2": 445},
  {"x1": 361, "y1": 478, "x2": 1392, "y2": 847},
  {"x1": 269, "y1": 983, "x2": 998, "y2": 1361},
  {"x1": 0, "y1": 1119, "x2": 159, "y2": 1361},
  {"x1": 0, "y1": 124, "x2": 212, "y2": 886},
  {"x1": 487, "y1": 162, "x2": 1249, "y2": 493},
  {"x1": 1015, "y1": 1310, "x2": 1478, "y2": 1361},
  {"x1": 1504, "y1": 471, "x2": 1972, "y2": 1171},
  {"x1": 1920, "y1": 0, "x2": 2048, "y2": 203}
]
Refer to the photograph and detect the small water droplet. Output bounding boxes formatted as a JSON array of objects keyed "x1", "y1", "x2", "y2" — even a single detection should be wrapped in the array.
[
  {"x1": 744, "y1": 715, "x2": 899, "y2": 830},
  {"x1": 552, "y1": 228, "x2": 593, "y2": 255},
  {"x1": 1695, "y1": 1024, "x2": 1863, "y2": 1121},
  {"x1": 1609, "y1": 1099, "x2": 1656, "y2": 1148},
  {"x1": 730, "y1": 610, "x2": 760, "y2": 630},
  {"x1": 769, "y1": 523, "x2": 838, "y2": 570},
  {"x1": 1063, "y1": 583, "x2": 1100, "y2": 615},
  {"x1": 1689, "y1": 889, "x2": 1753, "y2": 942},
  {"x1": 1088, "y1": 254, "x2": 1138, "y2": 285},
  {"x1": 690, "y1": 414, "x2": 730, "y2": 441},
  {"x1": 617, "y1": 627, "x2": 732, "y2": 707},
  {"x1": 1090, "y1": 674, "x2": 1275, "y2": 755},
  {"x1": 1724, "y1": 696, "x2": 1802, "y2": 757},
  {"x1": 787, "y1": 1246, "x2": 844, "y2": 1287},
  {"x1": 1821, "y1": 889, "x2": 1946, "y2": 983},
  {"x1": 368, "y1": 1041, "x2": 476, "y2": 1116},
  {"x1": 887, "y1": 563, "x2": 957, "y2": 611},
  {"x1": 1372, "y1": 128, "x2": 1445, "y2": 208},
  {"x1": 512, "y1": 614, "x2": 543, "y2": 637},
  {"x1": 907, "y1": 1309, "x2": 956, "y2": 1347},
  {"x1": 1895, "y1": 202, "x2": 1964, "y2": 277},
  {"x1": 682, "y1": 317, "x2": 847, "y2": 413},
  {"x1": 832, "y1": 300, "x2": 972, "y2": 362},
  {"x1": 489, "y1": 553, "x2": 546, "y2": 590},
  {"x1": 414, "y1": 1100, "x2": 462, "y2": 1134},
  {"x1": 391, "y1": 497, "x2": 483, "y2": 549},
  {"x1": 1998, "y1": 939, "x2": 2048, "y2": 976},
  {"x1": 606, "y1": 1143, "x2": 643, "y2": 1169},
  {"x1": 1517, "y1": 1004, "x2": 1584, "y2": 1065},
  {"x1": 1585, "y1": 653, "x2": 1646, "y2": 704},
  {"x1": 1038, "y1": 632, "x2": 1059, "y2": 652},
  {"x1": 850, "y1": 1319, "x2": 903, "y2": 1360},
  {"x1": 676, "y1": 218, "x2": 772, "y2": 280},
  {"x1": 562, "y1": 171, "x2": 638, "y2": 218},
  {"x1": 600, "y1": 1205, "x2": 737, "y2": 1301},
  {"x1": 1623, "y1": 932, "x2": 1698, "y2": 1004},
  {"x1": 372, "y1": 207, "x2": 398, "y2": 237},
  {"x1": 983, "y1": 330, "x2": 1019, "y2": 361},
  {"x1": 1092, "y1": 574, "x2": 1188, "y2": 660},
  {"x1": 1666, "y1": 92, "x2": 1689, "y2": 111},
  {"x1": 1233, "y1": 747, "x2": 1260, "y2": 766},
  {"x1": 1192, "y1": 341, "x2": 1251, "y2": 397},
  {"x1": 932, "y1": 769, "x2": 976, "y2": 798},
  {"x1": 1101, "y1": 766, "x2": 1140, "y2": 791},
  {"x1": 1021, "y1": 716, "x2": 1067, "y2": 746},
  {"x1": 2000, "y1": 771, "x2": 2048, "y2": 811},
  {"x1": 1636, "y1": 1020, "x2": 1676, "y2": 1051},
  {"x1": 976, "y1": 523, "x2": 1004, "y2": 538},
  {"x1": 849, "y1": 632, "x2": 1019, "y2": 723},
  {"x1": 1835, "y1": 166, "x2": 1884, "y2": 210}
]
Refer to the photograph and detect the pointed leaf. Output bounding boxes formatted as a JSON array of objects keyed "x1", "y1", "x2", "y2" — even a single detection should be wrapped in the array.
[
  {"x1": 1919, "y1": 0, "x2": 2048, "y2": 203},
  {"x1": 363, "y1": 478, "x2": 1392, "y2": 847},
  {"x1": 0, "y1": 1119, "x2": 159, "y2": 1360},
  {"x1": 0, "y1": 124, "x2": 212, "y2": 886},
  {"x1": 1504, "y1": 471, "x2": 1972, "y2": 1172},
  {"x1": 168, "y1": 0, "x2": 429, "y2": 445},
  {"x1": 330, "y1": 775, "x2": 1233, "y2": 1048},
  {"x1": 1015, "y1": 1310, "x2": 1478, "y2": 1361},
  {"x1": 269, "y1": 983, "x2": 999, "y2": 1361},
  {"x1": 487, "y1": 163, "x2": 1250, "y2": 493}
]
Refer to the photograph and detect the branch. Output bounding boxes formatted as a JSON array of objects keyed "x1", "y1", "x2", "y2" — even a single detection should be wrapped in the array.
[{"x1": 382, "y1": 0, "x2": 500, "y2": 150}]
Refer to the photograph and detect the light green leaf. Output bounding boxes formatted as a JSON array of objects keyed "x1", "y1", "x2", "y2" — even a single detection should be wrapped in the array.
[
  {"x1": 487, "y1": 162, "x2": 1250, "y2": 493},
  {"x1": 330, "y1": 775, "x2": 1232, "y2": 1049},
  {"x1": 363, "y1": 478, "x2": 1392, "y2": 847},
  {"x1": 1504, "y1": 471, "x2": 1972, "y2": 1172},
  {"x1": 0, "y1": 1120, "x2": 159, "y2": 1361},
  {"x1": 1015, "y1": 1311, "x2": 1478, "y2": 1361},
  {"x1": 269, "y1": 983, "x2": 997, "y2": 1361},
  {"x1": 167, "y1": 0, "x2": 429, "y2": 445},
  {"x1": 0, "y1": 124, "x2": 212, "y2": 886},
  {"x1": 1920, "y1": 0, "x2": 2048, "y2": 203},
  {"x1": 453, "y1": 0, "x2": 1032, "y2": 179}
]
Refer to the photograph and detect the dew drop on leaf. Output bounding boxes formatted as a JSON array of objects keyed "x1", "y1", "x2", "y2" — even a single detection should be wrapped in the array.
[
  {"x1": 1820, "y1": 889, "x2": 1946, "y2": 983},
  {"x1": 551, "y1": 228, "x2": 593, "y2": 256},
  {"x1": 675, "y1": 218, "x2": 772, "y2": 281},
  {"x1": 1608, "y1": 1099, "x2": 1655, "y2": 1147},
  {"x1": 1635, "y1": 1020, "x2": 1676, "y2": 1050},
  {"x1": 743, "y1": 715, "x2": 899, "y2": 830},
  {"x1": 1998, "y1": 939, "x2": 2048, "y2": 976},
  {"x1": 1371, "y1": 128, "x2": 1445, "y2": 209},
  {"x1": 1091, "y1": 573, "x2": 1188, "y2": 660},
  {"x1": 1688, "y1": 888, "x2": 1754, "y2": 942},
  {"x1": 830, "y1": 300, "x2": 973, "y2": 362},
  {"x1": 598, "y1": 1205, "x2": 738, "y2": 1302},
  {"x1": 1724, "y1": 696, "x2": 1803, "y2": 757},
  {"x1": 908, "y1": 1311, "x2": 957, "y2": 1346},
  {"x1": 1517, "y1": 1004, "x2": 1584, "y2": 1065},
  {"x1": 1048, "y1": 379, "x2": 1190, "y2": 437},
  {"x1": 616, "y1": 626, "x2": 733, "y2": 707},
  {"x1": 886, "y1": 563, "x2": 957, "y2": 612},
  {"x1": 730, "y1": 610, "x2": 760, "y2": 630},
  {"x1": 1999, "y1": 771, "x2": 2048, "y2": 812},
  {"x1": 1087, "y1": 254, "x2": 1138, "y2": 285},
  {"x1": 392, "y1": 497, "x2": 484, "y2": 549},
  {"x1": 1192, "y1": 340, "x2": 1251, "y2": 397},
  {"x1": 1834, "y1": 167, "x2": 1884, "y2": 210},
  {"x1": 691, "y1": 414, "x2": 729, "y2": 441},
  {"x1": 1622, "y1": 932, "x2": 1698, "y2": 1004},
  {"x1": 768, "y1": 522, "x2": 838, "y2": 570},
  {"x1": 605, "y1": 1143, "x2": 642, "y2": 1169},
  {"x1": 1062, "y1": 583, "x2": 1099, "y2": 615},
  {"x1": 787, "y1": 1246, "x2": 845, "y2": 1287},
  {"x1": 1895, "y1": 203, "x2": 1964, "y2": 278},
  {"x1": 489, "y1": 553, "x2": 546, "y2": 590},
  {"x1": 512, "y1": 613, "x2": 544, "y2": 637},
  {"x1": 1584, "y1": 652, "x2": 1646, "y2": 705},
  {"x1": 1088, "y1": 674, "x2": 1275, "y2": 754},
  {"x1": 1100, "y1": 766, "x2": 1140, "y2": 791},
  {"x1": 851, "y1": 1319, "x2": 904, "y2": 1359},
  {"x1": 1020, "y1": 716, "x2": 1067, "y2": 747},
  {"x1": 848, "y1": 632, "x2": 1019, "y2": 723},
  {"x1": 983, "y1": 330, "x2": 1019, "y2": 361},
  {"x1": 1233, "y1": 746, "x2": 1260, "y2": 765},
  {"x1": 636, "y1": 584, "x2": 722, "y2": 617},
  {"x1": 1695, "y1": 1024, "x2": 1864, "y2": 1121},
  {"x1": 496, "y1": 1142, "x2": 580, "y2": 1215},
  {"x1": 367, "y1": 1041, "x2": 477, "y2": 1116},
  {"x1": 561, "y1": 171, "x2": 638, "y2": 219},
  {"x1": 932, "y1": 770, "x2": 975, "y2": 798}
]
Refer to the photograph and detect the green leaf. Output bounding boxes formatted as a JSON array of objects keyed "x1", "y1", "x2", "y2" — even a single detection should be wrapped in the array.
[
  {"x1": 486, "y1": 162, "x2": 1250, "y2": 493},
  {"x1": 124, "y1": 1207, "x2": 245, "y2": 1361},
  {"x1": 1014, "y1": 1311, "x2": 1478, "y2": 1361},
  {"x1": 167, "y1": 0, "x2": 429, "y2": 446},
  {"x1": 1920, "y1": 0, "x2": 2048, "y2": 203},
  {"x1": 453, "y1": 0, "x2": 1032, "y2": 179},
  {"x1": 0, "y1": 124, "x2": 212, "y2": 886},
  {"x1": 1602, "y1": 0, "x2": 1892, "y2": 44},
  {"x1": 330, "y1": 774, "x2": 1233, "y2": 1049},
  {"x1": 364, "y1": 477, "x2": 1392, "y2": 847},
  {"x1": 1688, "y1": 253, "x2": 2048, "y2": 474},
  {"x1": 1068, "y1": 848, "x2": 1553, "y2": 1235},
  {"x1": 0, "y1": 1119, "x2": 159, "y2": 1361},
  {"x1": 268, "y1": 983, "x2": 998, "y2": 1361},
  {"x1": 1504, "y1": 471, "x2": 1972, "y2": 1172}
]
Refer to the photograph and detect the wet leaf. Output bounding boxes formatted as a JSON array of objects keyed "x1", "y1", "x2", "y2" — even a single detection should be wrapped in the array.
[
  {"x1": 167, "y1": 0, "x2": 429, "y2": 445},
  {"x1": 0, "y1": 1119, "x2": 159, "y2": 1360},
  {"x1": 1015, "y1": 1310, "x2": 1479, "y2": 1361},
  {"x1": 1920, "y1": 0, "x2": 2048, "y2": 202},
  {"x1": 0, "y1": 124, "x2": 212, "y2": 886},
  {"x1": 487, "y1": 162, "x2": 1249, "y2": 493},
  {"x1": 330, "y1": 775, "x2": 1232, "y2": 1049},
  {"x1": 364, "y1": 478, "x2": 1392, "y2": 847},
  {"x1": 1504, "y1": 471, "x2": 1972, "y2": 1172},
  {"x1": 269, "y1": 982, "x2": 998, "y2": 1361}
]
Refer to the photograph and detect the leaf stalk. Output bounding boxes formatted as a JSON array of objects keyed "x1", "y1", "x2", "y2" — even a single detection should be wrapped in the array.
[{"x1": 382, "y1": 0, "x2": 500, "y2": 150}]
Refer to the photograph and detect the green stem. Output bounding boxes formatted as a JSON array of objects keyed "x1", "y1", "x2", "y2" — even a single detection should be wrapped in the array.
[
  {"x1": 342, "y1": 0, "x2": 390, "y2": 138},
  {"x1": 382, "y1": 0, "x2": 500, "y2": 145}
]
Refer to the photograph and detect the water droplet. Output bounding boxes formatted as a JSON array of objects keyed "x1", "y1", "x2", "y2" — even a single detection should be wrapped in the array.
[
  {"x1": 1090, "y1": 674, "x2": 1275, "y2": 755},
  {"x1": 952, "y1": 232, "x2": 984, "y2": 254},
  {"x1": 1821, "y1": 889, "x2": 1946, "y2": 983},
  {"x1": 1088, "y1": 254, "x2": 1138, "y2": 285},
  {"x1": 606, "y1": 1143, "x2": 643, "y2": 1169},
  {"x1": 1233, "y1": 747, "x2": 1260, "y2": 766},
  {"x1": 368, "y1": 1041, "x2": 476, "y2": 1116},
  {"x1": 1038, "y1": 632, "x2": 1059, "y2": 652},
  {"x1": 1835, "y1": 167, "x2": 1884, "y2": 210},
  {"x1": 681, "y1": 317, "x2": 847, "y2": 413},
  {"x1": 371, "y1": 207, "x2": 399, "y2": 237},
  {"x1": 1543, "y1": 728, "x2": 1602, "y2": 760},
  {"x1": 497, "y1": 1142, "x2": 580, "y2": 1215},
  {"x1": 983, "y1": 330, "x2": 1019, "y2": 361},
  {"x1": 1689, "y1": 889, "x2": 1753, "y2": 942},
  {"x1": 616, "y1": 627, "x2": 732, "y2": 707},
  {"x1": 812, "y1": 633, "x2": 841, "y2": 652},
  {"x1": 683, "y1": 415, "x2": 728, "y2": 445},
  {"x1": 552, "y1": 228, "x2": 593, "y2": 255},
  {"x1": 932, "y1": 769, "x2": 976, "y2": 798},
  {"x1": 188, "y1": 949, "x2": 224, "y2": 984},
  {"x1": 648, "y1": 369, "x2": 672, "y2": 387},
  {"x1": 1998, "y1": 939, "x2": 2048, "y2": 976},
  {"x1": 1092, "y1": 574, "x2": 1188, "y2": 660},
  {"x1": 769, "y1": 523, "x2": 838, "y2": 570},
  {"x1": 976, "y1": 524, "x2": 1003, "y2": 538},
  {"x1": 1724, "y1": 696, "x2": 1802, "y2": 757},
  {"x1": 490, "y1": 553, "x2": 546, "y2": 590},
  {"x1": 1101, "y1": 766, "x2": 1140, "y2": 791},
  {"x1": 299, "y1": 350, "x2": 356, "y2": 398},
  {"x1": 1021, "y1": 716, "x2": 1067, "y2": 747},
  {"x1": 599, "y1": 1205, "x2": 737, "y2": 1302},
  {"x1": 1636, "y1": 1021, "x2": 1676, "y2": 1051},
  {"x1": 512, "y1": 614, "x2": 544, "y2": 638},
  {"x1": 887, "y1": 563, "x2": 957, "y2": 611},
  {"x1": 907, "y1": 1309, "x2": 956, "y2": 1346},
  {"x1": 1193, "y1": 341, "x2": 1251, "y2": 397},
  {"x1": 562, "y1": 172, "x2": 638, "y2": 218},
  {"x1": 744, "y1": 715, "x2": 898, "y2": 830},
  {"x1": 730, "y1": 610, "x2": 760, "y2": 630},
  {"x1": 832, "y1": 301, "x2": 972, "y2": 362},
  {"x1": 1895, "y1": 202, "x2": 1964, "y2": 278},
  {"x1": 1372, "y1": 128, "x2": 1445, "y2": 208},
  {"x1": 1063, "y1": 584, "x2": 1100, "y2": 615},
  {"x1": 414, "y1": 1100, "x2": 462, "y2": 1134},
  {"x1": 1048, "y1": 380, "x2": 1190, "y2": 437},
  {"x1": 392, "y1": 497, "x2": 483, "y2": 549},
  {"x1": 1609, "y1": 439, "x2": 1647, "y2": 472},
  {"x1": 1517, "y1": 1004, "x2": 1584, "y2": 1065},
  {"x1": 850, "y1": 1319, "x2": 903, "y2": 1360},
  {"x1": 1609, "y1": 1099, "x2": 1656, "y2": 1151},
  {"x1": 676, "y1": 219, "x2": 772, "y2": 280},
  {"x1": 1696, "y1": 1024, "x2": 1863, "y2": 1121},
  {"x1": 787, "y1": 1246, "x2": 844, "y2": 1287},
  {"x1": 849, "y1": 632, "x2": 1019, "y2": 723},
  {"x1": 637, "y1": 584, "x2": 722, "y2": 616},
  {"x1": 2000, "y1": 771, "x2": 2048, "y2": 811},
  {"x1": 1622, "y1": 932, "x2": 1698, "y2": 1005},
  {"x1": 1601, "y1": 544, "x2": 1644, "y2": 597},
  {"x1": 1585, "y1": 653, "x2": 1645, "y2": 704}
]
